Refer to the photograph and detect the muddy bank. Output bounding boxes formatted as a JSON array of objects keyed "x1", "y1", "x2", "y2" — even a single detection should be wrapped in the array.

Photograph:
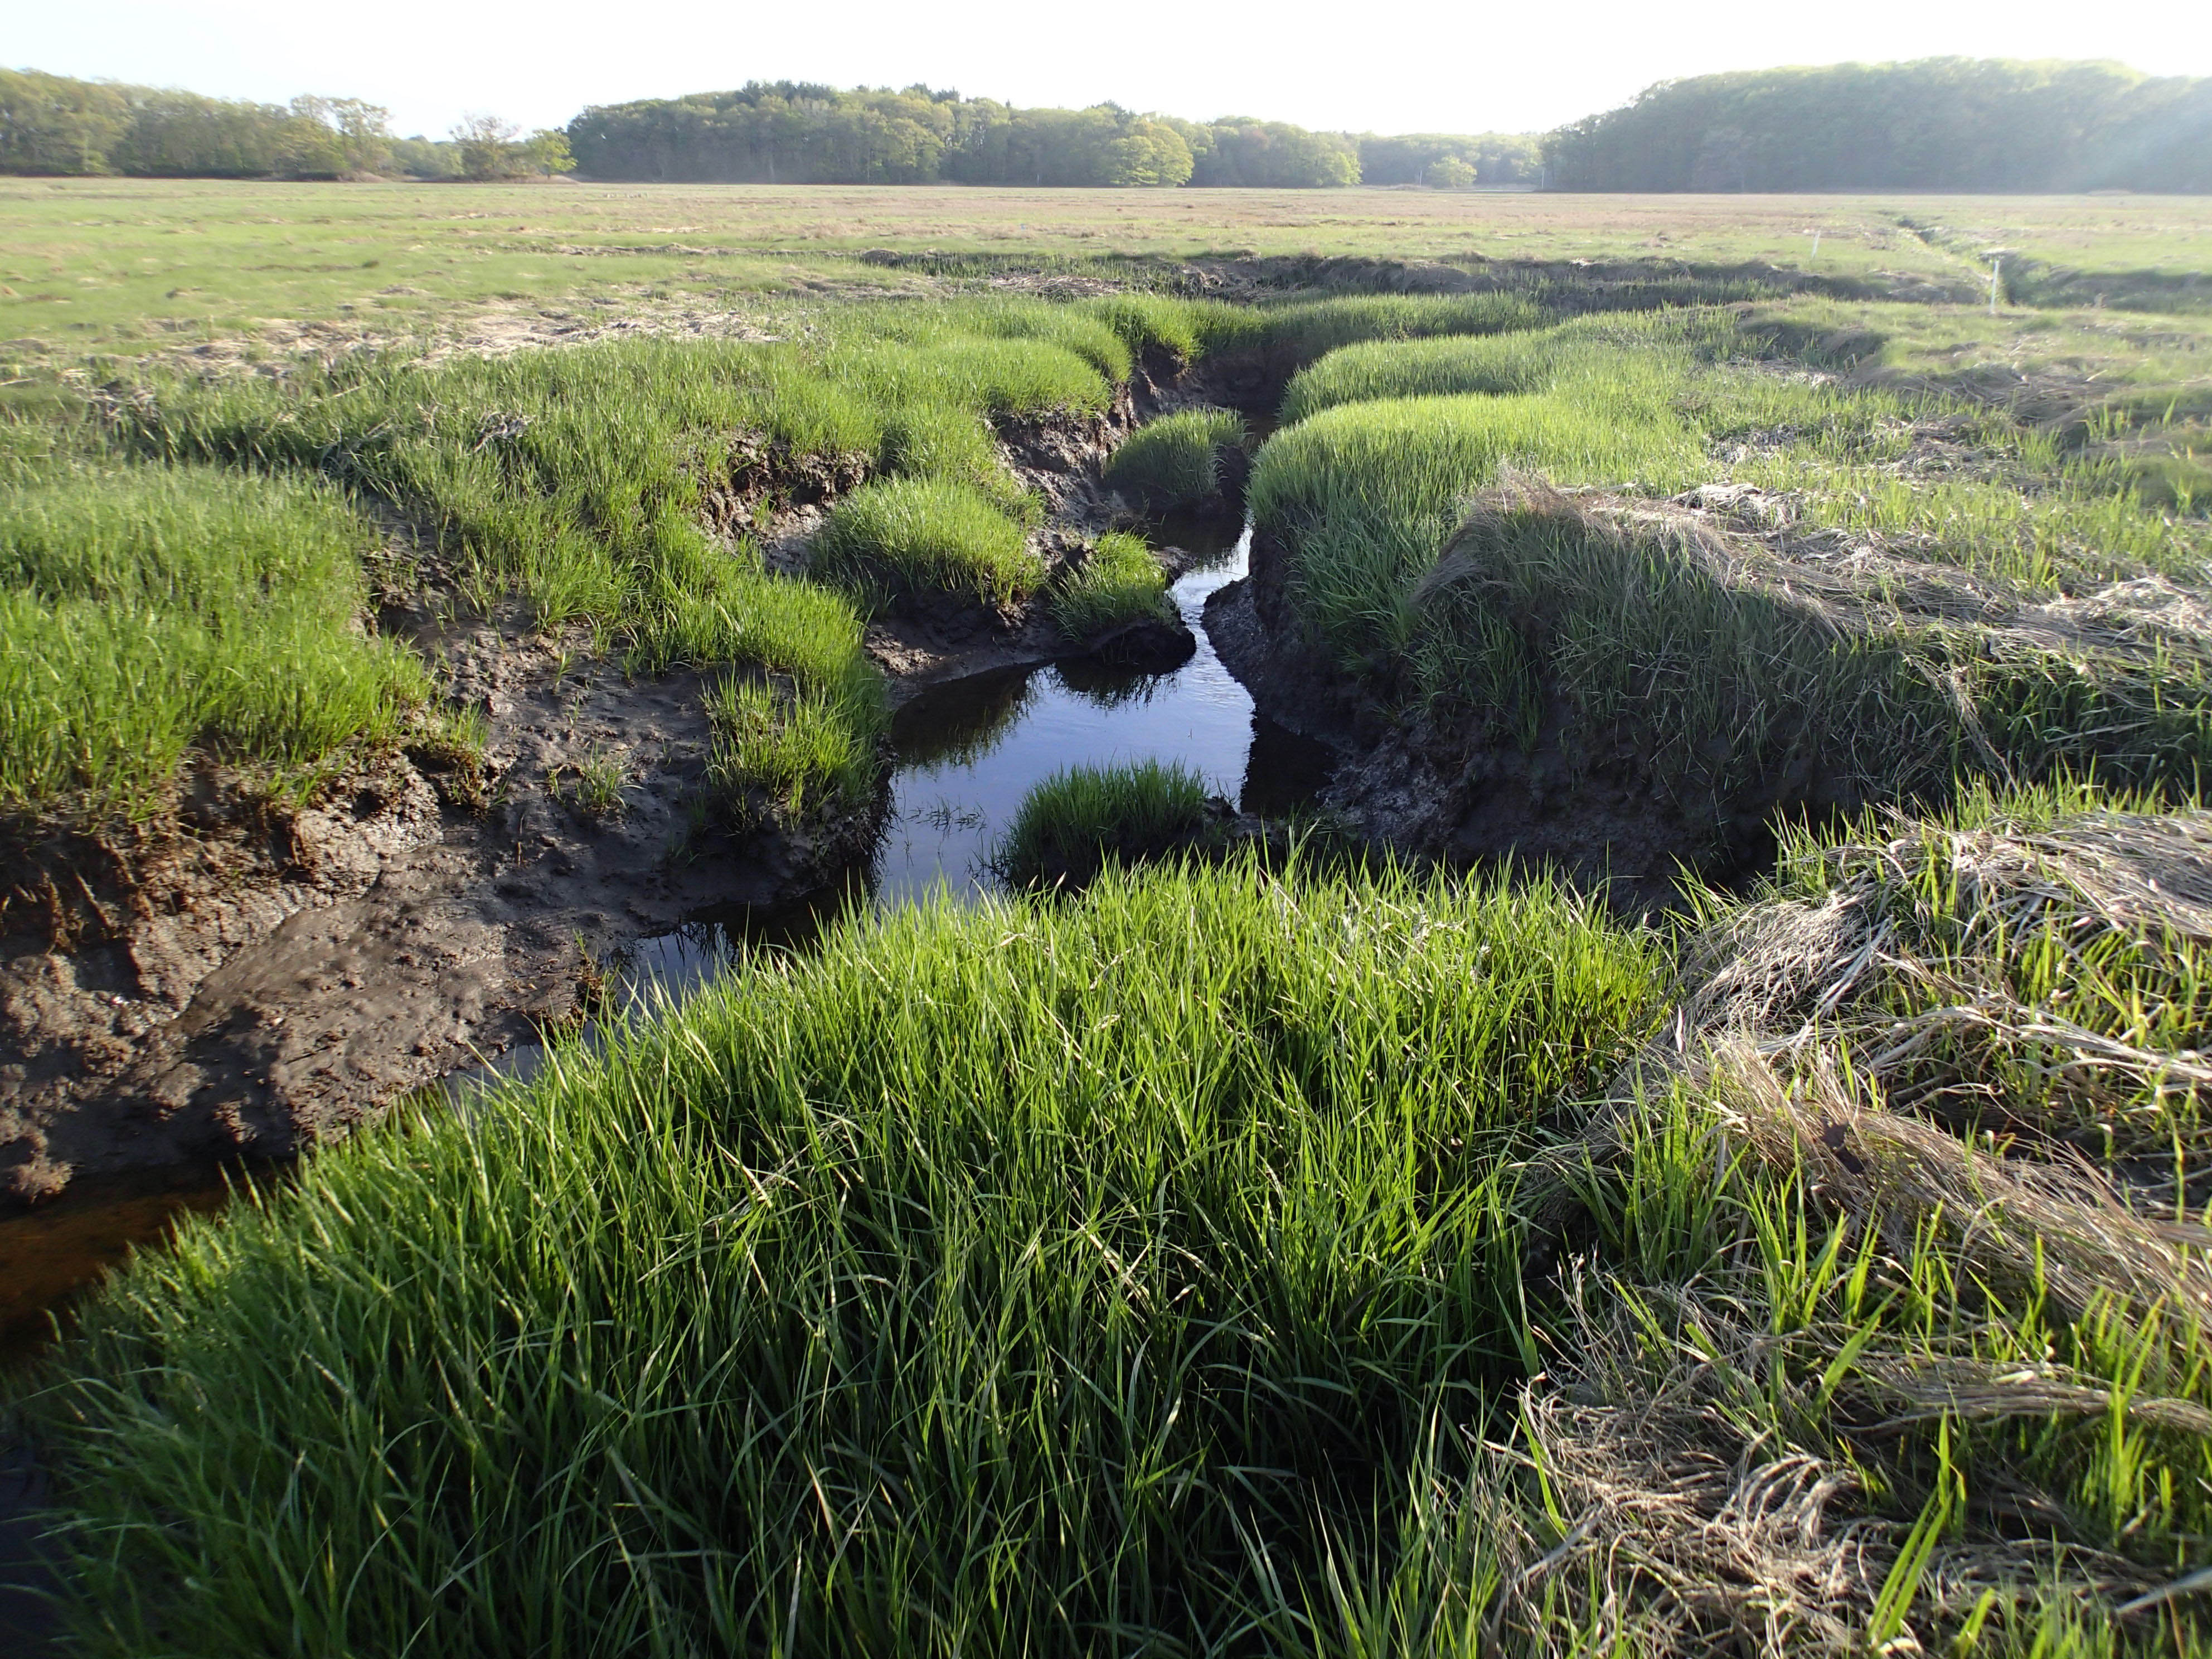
[
  {"x1": 0, "y1": 628, "x2": 863, "y2": 1207},
  {"x1": 0, "y1": 371, "x2": 1238, "y2": 1214},
  {"x1": 1204, "y1": 526, "x2": 1758, "y2": 918}
]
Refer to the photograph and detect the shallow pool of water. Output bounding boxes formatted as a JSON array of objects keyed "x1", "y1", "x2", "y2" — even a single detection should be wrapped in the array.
[
  {"x1": 875, "y1": 522, "x2": 1323, "y2": 903},
  {"x1": 612, "y1": 522, "x2": 1327, "y2": 1006}
]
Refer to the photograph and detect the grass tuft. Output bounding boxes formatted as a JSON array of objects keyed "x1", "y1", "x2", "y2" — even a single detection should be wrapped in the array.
[
  {"x1": 808, "y1": 475, "x2": 1042, "y2": 609},
  {"x1": 0, "y1": 462, "x2": 427, "y2": 819},
  {"x1": 1102, "y1": 407, "x2": 1244, "y2": 511},
  {"x1": 1047, "y1": 530, "x2": 1171, "y2": 640},
  {"x1": 986, "y1": 759, "x2": 1214, "y2": 889},
  {"x1": 704, "y1": 675, "x2": 875, "y2": 824}
]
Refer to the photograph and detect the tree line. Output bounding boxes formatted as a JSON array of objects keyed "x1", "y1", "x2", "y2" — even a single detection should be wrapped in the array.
[
  {"x1": 563, "y1": 84, "x2": 1542, "y2": 188},
  {"x1": 9, "y1": 59, "x2": 2203, "y2": 193},
  {"x1": 0, "y1": 69, "x2": 573, "y2": 180},
  {"x1": 1544, "y1": 59, "x2": 2212, "y2": 192},
  {"x1": 0, "y1": 69, "x2": 1536, "y2": 189}
]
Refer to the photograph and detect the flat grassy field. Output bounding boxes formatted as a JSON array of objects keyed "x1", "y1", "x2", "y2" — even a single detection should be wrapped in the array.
[{"x1": 6, "y1": 178, "x2": 2211, "y2": 356}]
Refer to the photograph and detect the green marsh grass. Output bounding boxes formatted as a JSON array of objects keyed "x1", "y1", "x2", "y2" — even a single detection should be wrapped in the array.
[
  {"x1": 1249, "y1": 390, "x2": 1694, "y2": 670},
  {"x1": 23, "y1": 852, "x2": 1665, "y2": 1656},
  {"x1": 704, "y1": 675, "x2": 876, "y2": 823},
  {"x1": 1398, "y1": 481, "x2": 2212, "y2": 818},
  {"x1": 1273, "y1": 311, "x2": 1701, "y2": 424},
  {"x1": 106, "y1": 308, "x2": 1153, "y2": 813},
  {"x1": 986, "y1": 759, "x2": 1213, "y2": 889},
  {"x1": 0, "y1": 463, "x2": 426, "y2": 818},
  {"x1": 1047, "y1": 530, "x2": 1171, "y2": 640},
  {"x1": 809, "y1": 476, "x2": 1042, "y2": 608},
  {"x1": 1101, "y1": 406, "x2": 1244, "y2": 511}
]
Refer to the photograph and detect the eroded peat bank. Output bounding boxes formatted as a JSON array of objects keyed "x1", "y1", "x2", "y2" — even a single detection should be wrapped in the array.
[{"x1": 6, "y1": 221, "x2": 2212, "y2": 1657}]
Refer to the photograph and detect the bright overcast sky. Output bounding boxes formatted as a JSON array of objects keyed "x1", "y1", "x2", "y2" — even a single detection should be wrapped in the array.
[{"x1": 12, "y1": 0, "x2": 2212, "y2": 139}]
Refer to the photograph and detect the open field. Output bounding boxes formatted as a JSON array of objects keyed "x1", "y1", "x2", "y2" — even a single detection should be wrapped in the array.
[
  {"x1": 6, "y1": 181, "x2": 2212, "y2": 1655},
  {"x1": 4, "y1": 180, "x2": 2211, "y2": 357}
]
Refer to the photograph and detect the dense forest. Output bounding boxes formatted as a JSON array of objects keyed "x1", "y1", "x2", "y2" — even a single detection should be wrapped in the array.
[
  {"x1": 563, "y1": 86, "x2": 1546, "y2": 187},
  {"x1": 564, "y1": 86, "x2": 1344, "y2": 187},
  {"x1": 1544, "y1": 58, "x2": 2212, "y2": 192},
  {"x1": 0, "y1": 68, "x2": 562, "y2": 181}
]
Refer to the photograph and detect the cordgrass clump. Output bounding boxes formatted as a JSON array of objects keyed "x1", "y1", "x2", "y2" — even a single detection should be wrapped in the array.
[
  {"x1": 1047, "y1": 530, "x2": 1171, "y2": 640},
  {"x1": 704, "y1": 675, "x2": 876, "y2": 822},
  {"x1": 1403, "y1": 477, "x2": 2212, "y2": 822},
  {"x1": 1281, "y1": 332, "x2": 1565, "y2": 422},
  {"x1": 22, "y1": 853, "x2": 1664, "y2": 1656},
  {"x1": 1101, "y1": 406, "x2": 1244, "y2": 511},
  {"x1": 986, "y1": 758, "x2": 1213, "y2": 888},
  {"x1": 0, "y1": 462, "x2": 426, "y2": 818},
  {"x1": 808, "y1": 476, "x2": 1042, "y2": 608},
  {"x1": 1248, "y1": 392, "x2": 1692, "y2": 670}
]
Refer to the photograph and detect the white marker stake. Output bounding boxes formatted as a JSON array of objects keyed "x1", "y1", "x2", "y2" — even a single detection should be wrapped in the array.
[
  {"x1": 1810, "y1": 231, "x2": 1821, "y2": 260},
  {"x1": 1990, "y1": 256, "x2": 2002, "y2": 316}
]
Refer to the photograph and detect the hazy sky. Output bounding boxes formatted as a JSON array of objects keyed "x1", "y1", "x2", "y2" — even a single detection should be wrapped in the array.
[{"x1": 12, "y1": 0, "x2": 2212, "y2": 139}]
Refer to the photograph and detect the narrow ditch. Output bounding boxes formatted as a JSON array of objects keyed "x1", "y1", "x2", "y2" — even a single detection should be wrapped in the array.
[{"x1": 449, "y1": 514, "x2": 1332, "y2": 1074}]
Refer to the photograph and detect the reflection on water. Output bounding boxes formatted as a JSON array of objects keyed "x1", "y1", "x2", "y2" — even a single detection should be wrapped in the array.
[
  {"x1": 890, "y1": 665, "x2": 1038, "y2": 770},
  {"x1": 617, "y1": 519, "x2": 1332, "y2": 994},
  {"x1": 876, "y1": 521, "x2": 1322, "y2": 903}
]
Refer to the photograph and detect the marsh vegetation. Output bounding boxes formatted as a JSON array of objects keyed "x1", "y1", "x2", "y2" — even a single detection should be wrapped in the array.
[{"x1": 5, "y1": 194, "x2": 2212, "y2": 1657}]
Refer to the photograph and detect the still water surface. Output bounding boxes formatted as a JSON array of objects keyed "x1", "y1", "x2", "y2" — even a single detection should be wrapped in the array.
[{"x1": 620, "y1": 521, "x2": 1327, "y2": 1003}]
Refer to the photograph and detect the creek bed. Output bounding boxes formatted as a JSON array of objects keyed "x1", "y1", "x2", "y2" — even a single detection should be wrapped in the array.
[{"x1": 619, "y1": 522, "x2": 1328, "y2": 1005}]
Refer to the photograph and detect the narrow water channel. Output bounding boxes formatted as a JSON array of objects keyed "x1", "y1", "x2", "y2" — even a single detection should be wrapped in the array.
[
  {"x1": 619, "y1": 519, "x2": 1329, "y2": 1005},
  {"x1": 0, "y1": 521, "x2": 1329, "y2": 1369}
]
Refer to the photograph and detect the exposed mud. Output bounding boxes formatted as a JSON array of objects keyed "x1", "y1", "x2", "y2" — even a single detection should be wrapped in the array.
[
  {"x1": 0, "y1": 620, "x2": 869, "y2": 1206},
  {"x1": 0, "y1": 363, "x2": 1230, "y2": 1215},
  {"x1": 1205, "y1": 522, "x2": 1763, "y2": 918}
]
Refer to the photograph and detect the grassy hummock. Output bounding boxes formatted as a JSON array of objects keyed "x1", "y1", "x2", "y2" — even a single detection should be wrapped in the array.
[
  {"x1": 703, "y1": 673, "x2": 878, "y2": 825},
  {"x1": 1047, "y1": 530, "x2": 1171, "y2": 641},
  {"x1": 21, "y1": 853, "x2": 1663, "y2": 1656},
  {"x1": 0, "y1": 462, "x2": 427, "y2": 819},
  {"x1": 1101, "y1": 406, "x2": 1244, "y2": 511},
  {"x1": 986, "y1": 759, "x2": 1213, "y2": 888},
  {"x1": 808, "y1": 475, "x2": 1043, "y2": 609}
]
